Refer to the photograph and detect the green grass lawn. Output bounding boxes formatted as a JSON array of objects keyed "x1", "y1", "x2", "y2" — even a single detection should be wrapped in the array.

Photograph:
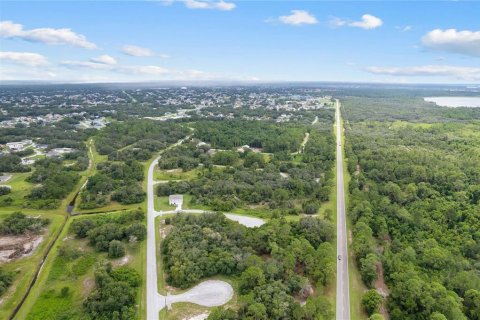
[
  {"x1": 230, "y1": 206, "x2": 272, "y2": 219},
  {"x1": 154, "y1": 167, "x2": 201, "y2": 181},
  {"x1": 154, "y1": 194, "x2": 210, "y2": 212},
  {"x1": 0, "y1": 172, "x2": 33, "y2": 210},
  {"x1": 0, "y1": 211, "x2": 65, "y2": 320}
]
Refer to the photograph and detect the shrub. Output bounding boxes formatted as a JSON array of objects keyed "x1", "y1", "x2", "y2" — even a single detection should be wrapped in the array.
[
  {"x1": 0, "y1": 186, "x2": 11, "y2": 196},
  {"x1": 0, "y1": 212, "x2": 49, "y2": 235},
  {"x1": 362, "y1": 289, "x2": 383, "y2": 315},
  {"x1": 108, "y1": 240, "x2": 125, "y2": 258}
]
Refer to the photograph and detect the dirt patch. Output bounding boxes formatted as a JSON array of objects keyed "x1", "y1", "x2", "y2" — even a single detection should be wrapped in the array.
[
  {"x1": 0, "y1": 174, "x2": 12, "y2": 183},
  {"x1": 294, "y1": 280, "x2": 314, "y2": 306},
  {"x1": 279, "y1": 172, "x2": 290, "y2": 179},
  {"x1": 160, "y1": 221, "x2": 173, "y2": 240},
  {"x1": 354, "y1": 164, "x2": 361, "y2": 176},
  {"x1": 0, "y1": 234, "x2": 44, "y2": 263},
  {"x1": 374, "y1": 262, "x2": 390, "y2": 319},
  {"x1": 82, "y1": 277, "x2": 95, "y2": 296},
  {"x1": 112, "y1": 254, "x2": 131, "y2": 267}
]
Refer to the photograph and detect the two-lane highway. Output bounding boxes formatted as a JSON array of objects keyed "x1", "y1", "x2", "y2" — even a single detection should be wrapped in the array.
[{"x1": 336, "y1": 99, "x2": 351, "y2": 320}]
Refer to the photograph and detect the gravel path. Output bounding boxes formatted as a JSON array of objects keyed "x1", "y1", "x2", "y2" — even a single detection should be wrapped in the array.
[
  {"x1": 166, "y1": 280, "x2": 233, "y2": 308},
  {"x1": 159, "y1": 209, "x2": 265, "y2": 228},
  {"x1": 224, "y1": 213, "x2": 265, "y2": 228}
]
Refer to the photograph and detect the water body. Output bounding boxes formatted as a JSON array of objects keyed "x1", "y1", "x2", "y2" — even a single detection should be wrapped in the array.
[{"x1": 424, "y1": 97, "x2": 480, "y2": 108}]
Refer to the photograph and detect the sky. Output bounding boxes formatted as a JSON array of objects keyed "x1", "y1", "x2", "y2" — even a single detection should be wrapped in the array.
[{"x1": 0, "y1": 0, "x2": 479, "y2": 84}]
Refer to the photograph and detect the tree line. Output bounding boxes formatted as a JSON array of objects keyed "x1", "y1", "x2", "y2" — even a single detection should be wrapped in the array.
[{"x1": 345, "y1": 112, "x2": 480, "y2": 319}]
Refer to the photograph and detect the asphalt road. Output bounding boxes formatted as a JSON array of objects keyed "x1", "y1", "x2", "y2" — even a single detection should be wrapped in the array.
[
  {"x1": 147, "y1": 137, "x2": 190, "y2": 320},
  {"x1": 336, "y1": 99, "x2": 351, "y2": 320},
  {"x1": 146, "y1": 153, "x2": 162, "y2": 320},
  {"x1": 146, "y1": 135, "x2": 261, "y2": 319}
]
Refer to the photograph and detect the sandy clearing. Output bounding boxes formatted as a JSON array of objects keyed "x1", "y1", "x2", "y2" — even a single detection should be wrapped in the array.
[
  {"x1": 166, "y1": 280, "x2": 234, "y2": 308},
  {"x1": 224, "y1": 213, "x2": 265, "y2": 228},
  {"x1": 0, "y1": 234, "x2": 43, "y2": 262},
  {"x1": 0, "y1": 174, "x2": 12, "y2": 183}
]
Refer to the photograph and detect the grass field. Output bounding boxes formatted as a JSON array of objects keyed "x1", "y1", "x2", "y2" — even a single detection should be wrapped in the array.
[
  {"x1": 0, "y1": 211, "x2": 65, "y2": 320},
  {"x1": 11, "y1": 139, "x2": 146, "y2": 320},
  {"x1": 20, "y1": 211, "x2": 145, "y2": 320},
  {"x1": 154, "y1": 167, "x2": 201, "y2": 181},
  {"x1": 154, "y1": 194, "x2": 210, "y2": 212},
  {"x1": 0, "y1": 172, "x2": 34, "y2": 210}
]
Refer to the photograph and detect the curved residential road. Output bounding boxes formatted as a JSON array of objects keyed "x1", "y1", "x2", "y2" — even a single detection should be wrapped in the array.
[
  {"x1": 147, "y1": 136, "x2": 191, "y2": 320},
  {"x1": 146, "y1": 136, "x2": 265, "y2": 319},
  {"x1": 336, "y1": 99, "x2": 351, "y2": 320}
]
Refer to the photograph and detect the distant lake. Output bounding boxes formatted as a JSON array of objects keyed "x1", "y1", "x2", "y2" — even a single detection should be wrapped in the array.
[{"x1": 424, "y1": 97, "x2": 480, "y2": 108}]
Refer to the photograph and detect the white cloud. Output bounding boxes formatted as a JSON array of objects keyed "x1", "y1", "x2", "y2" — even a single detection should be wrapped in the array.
[
  {"x1": 0, "y1": 20, "x2": 96, "y2": 49},
  {"x1": 396, "y1": 25, "x2": 412, "y2": 32},
  {"x1": 365, "y1": 65, "x2": 480, "y2": 80},
  {"x1": 158, "y1": 0, "x2": 174, "y2": 5},
  {"x1": 121, "y1": 45, "x2": 155, "y2": 57},
  {"x1": 61, "y1": 60, "x2": 112, "y2": 70},
  {"x1": 0, "y1": 51, "x2": 48, "y2": 66},
  {"x1": 184, "y1": 0, "x2": 236, "y2": 11},
  {"x1": 61, "y1": 58, "x2": 169, "y2": 75},
  {"x1": 0, "y1": 65, "x2": 57, "y2": 80},
  {"x1": 330, "y1": 14, "x2": 382, "y2": 30},
  {"x1": 90, "y1": 55, "x2": 117, "y2": 65},
  {"x1": 349, "y1": 14, "x2": 383, "y2": 29},
  {"x1": 421, "y1": 29, "x2": 480, "y2": 57},
  {"x1": 278, "y1": 10, "x2": 318, "y2": 26},
  {"x1": 121, "y1": 65, "x2": 170, "y2": 75},
  {"x1": 329, "y1": 17, "x2": 347, "y2": 27}
]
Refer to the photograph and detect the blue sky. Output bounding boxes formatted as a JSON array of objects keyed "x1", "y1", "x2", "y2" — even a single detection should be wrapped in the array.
[{"x1": 0, "y1": 0, "x2": 479, "y2": 83}]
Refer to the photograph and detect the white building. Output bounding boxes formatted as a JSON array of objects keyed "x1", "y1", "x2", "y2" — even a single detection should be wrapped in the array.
[
  {"x1": 21, "y1": 158, "x2": 35, "y2": 165},
  {"x1": 168, "y1": 194, "x2": 183, "y2": 211},
  {"x1": 6, "y1": 139, "x2": 32, "y2": 151}
]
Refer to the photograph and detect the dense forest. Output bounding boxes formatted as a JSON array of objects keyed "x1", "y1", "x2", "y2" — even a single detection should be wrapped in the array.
[
  {"x1": 84, "y1": 263, "x2": 141, "y2": 320},
  {"x1": 25, "y1": 158, "x2": 81, "y2": 209},
  {"x1": 194, "y1": 120, "x2": 306, "y2": 153},
  {"x1": 71, "y1": 209, "x2": 145, "y2": 259},
  {"x1": 162, "y1": 213, "x2": 335, "y2": 320},
  {"x1": 0, "y1": 154, "x2": 31, "y2": 173},
  {"x1": 344, "y1": 101, "x2": 480, "y2": 319},
  {"x1": 0, "y1": 120, "x2": 91, "y2": 149},
  {"x1": 79, "y1": 160, "x2": 145, "y2": 209},
  {"x1": 95, "y1": 119, "x2": 189, "y2": 157},
  {"x1": 340, "y1": 95, "x2": 480, "y2": 123},
  {"x1": 157, "y1": 129, "x2": 335, "y2": 214},
  {"x1": 78, "y1": 120, "x2": 189, "y2": 210}
]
